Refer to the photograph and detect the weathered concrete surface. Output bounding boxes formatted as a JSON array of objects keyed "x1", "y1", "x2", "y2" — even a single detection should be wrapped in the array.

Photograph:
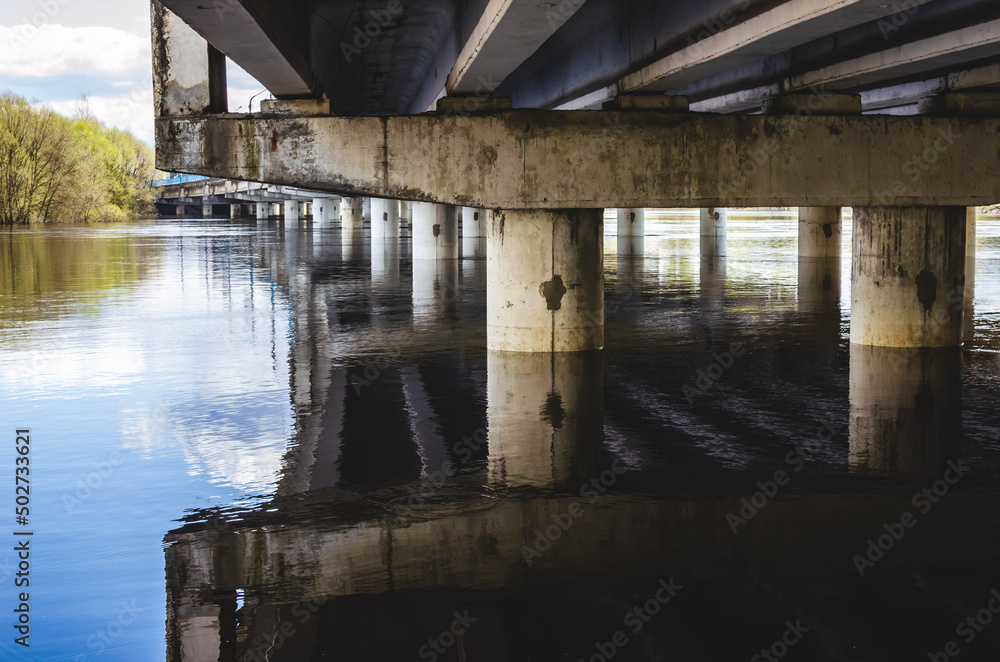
[
  {"x1": 156, "y1": 112, "x2": 1000, "y2": 208},
  {"x1": 798, "y1": 206, "x2": 842, "y2": 257},
  {"x1": 340, "y1": 197, "x2": 364, "y2": 233},
  {"x1": 850, "y1": 206, "x2": 966, "y2": 347},
  {"x1": 487, "y1": 209, "x2": 604, "y2": 352},
  {"x1": 151, "y1": 1, "x2": 225, "y2": 117}
]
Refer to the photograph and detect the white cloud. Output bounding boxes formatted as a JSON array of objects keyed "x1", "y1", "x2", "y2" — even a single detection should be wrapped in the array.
[{"x1": 0, "y1": 23, "x2": 149, "y2": 78}]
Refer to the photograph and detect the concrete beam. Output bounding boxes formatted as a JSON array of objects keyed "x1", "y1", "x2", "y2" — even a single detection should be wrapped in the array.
[
  {"x1": 157, "y1": 111, "x2": 1000, "y2": 208},
  {"x1": 447, "y1": 0, "x2": 586, "y2": 96},
  {"x1": 793, "y1": 18, "x2": 1000, "y2": 92},
  {"x1": 157, "y1": 0, "x2": 318, "y2": 98},
  {"x1": 622, "y1": 0, "x2": 897, "y2": 94}
]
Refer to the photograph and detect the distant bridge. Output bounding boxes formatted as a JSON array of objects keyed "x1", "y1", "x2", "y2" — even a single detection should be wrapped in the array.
[{"x1": 151, "y1": 176, "x2": 348, "y2": 221}]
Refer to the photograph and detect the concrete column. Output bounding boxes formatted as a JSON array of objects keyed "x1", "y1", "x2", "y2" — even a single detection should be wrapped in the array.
[
  {"x1": 175, "y1": 204, "x2": 186, "y2": 217},
  {"x1": 341, "y1": 197, "x2": 364, "y2": 234},
  {"x1": 312, "y1": 197, "x2": 333, "y2": 225},
  {"x1": 229, "y1": 204, "x2": 240, "y2": 219},
  {"x1": 616, "y1": 208, "x2": 645, "y2": 255},
  {"x1": 965, "y1": 207, "x2": 976, "y2": 342},
  {"x1": 362, "y1": 197, "x2": 371, "y2": 223},
  {"x1": 399, "y1": 200, "x2": 411, "y2": 225},
  {"x1": 487, "y1": 209, "x2": 604, "y2": 352},
  {"x1": 487, "y1": 351, "x2": 603, "y2": 488},
  {"x1": 798, "y1": 207, "x2": 842, "y2": 257},
  {"x1": 700, "y1": 207, "x2": 727, "y2": 258},
  {"x1": 201, "y1": 203, "x2": 212, "y2": 217},
  {"x1": 256, "y1": 203, "x2": 268, "y2": 220},
  {"x1": 412, "y1": 203, "x2": 458, "y2": 260},
  {"x1": 462, "y1": 207, "x2": 486, "y2": 258},
  {"x1": 849, "y1": 345, "x2": 960, "y2": 478},
  {"x1": 285, "y1": 200, "x2": 300, "y2": 223},
  {"x1": 370, "y1": 198, "x2": 400, "y2": 242},
  {"x1": 850, "y1": 206, "x2": 966, "y2": 347},
  {"x1": 270, "y1": 202, "x2": 281, "y2": 218}
]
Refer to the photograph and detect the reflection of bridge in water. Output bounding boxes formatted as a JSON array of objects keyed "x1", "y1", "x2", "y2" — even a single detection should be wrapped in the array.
[{"x1": 164, "y1": 217, "x2": 1000, "y2": 661}]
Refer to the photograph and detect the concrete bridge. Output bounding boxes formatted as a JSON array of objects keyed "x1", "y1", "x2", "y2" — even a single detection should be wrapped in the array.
[
  {"x1": 151, "y1": 175, "x2": 359, "y2": 222},
  {"x1": 151, "y1": 0, "x2": 999, "y2": 354}
]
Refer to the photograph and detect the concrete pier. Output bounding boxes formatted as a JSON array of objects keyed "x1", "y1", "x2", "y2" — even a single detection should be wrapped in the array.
[
  {"x1": 256, "y1": 203, "x2": 268, "y2": 220},
  {"x1": 285, "y1": 200, "x2": 300, "y2": 223},
  {"x1": 616, "y1": 208, "x2": 645, "y2": 255},
  {"x1": 412, "y1": 203, "x2": 458, "y2": 261},
  {"x1": 798, "y1": 207, "x2": 842, "y2": 258},
  {"x1": 487, "y1": 209, "x2": 603, "y2": 353},
  {"x1": 462, "y1": 207, "x2": 486, "y2": 258},
  {"x1": 370, "y1": 198, "x2": 400, "y2": 243},
  {"x1": 700, "y1": 208, "x2": 727, "y2": 258},
  {"x1": 487, "y1": 351, "x2": 603, "y2": 488},
  {"x1": 850, "y1": 206, "x2": 966, "y2": 348},
  {"x1": 341, "y1": 197, "x2": 364, "y2": 234}
]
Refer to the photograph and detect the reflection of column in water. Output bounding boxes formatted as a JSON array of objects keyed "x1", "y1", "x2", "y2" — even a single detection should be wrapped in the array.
[
  {"x1": 487, "y1": 351, "x2": 603, "y2": 488},
  {"x1": 699, "y1": 256, "x2": 726, "y2": 307},
  {"x1": 371, "y1": 238, "x2": 401, "y2": 289},
  {"x1": 341, "y1": 224, "x2": 368, "y2": 264},
  {"x1": 797, "y1": 258, "x2": 841, "y2": 312},
  {"x1": 462, "y1": 207, "x2": 486, "y2": 258},
  {"x1": 412, "y1": 257, "x2": 459, "y2": 325},
  {"x1": 616, "y1": 251, "x2": 643, "y2": 304},
  {"x1": 849, "y1": 345, "x2": 961, "y2": 479}
]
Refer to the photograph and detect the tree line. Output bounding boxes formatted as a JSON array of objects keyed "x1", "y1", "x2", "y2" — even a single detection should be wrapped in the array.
[{"x1": 0, "y1": 91, "x2": 154, "y2": 225}]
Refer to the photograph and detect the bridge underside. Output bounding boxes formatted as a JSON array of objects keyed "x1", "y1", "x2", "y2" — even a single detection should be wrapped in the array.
[{"x1": 151, "y1": 0, "x2": 999, "y2": 352}]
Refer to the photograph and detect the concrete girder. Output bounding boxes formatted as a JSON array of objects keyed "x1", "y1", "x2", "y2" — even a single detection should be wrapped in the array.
[
  {"x1": 156, "y1": 111, "x2": 1000, "y2": 208},
  {"x1": 692, "y1": 19, "x2": 1000, "y2": 113},
  {"x1": 156, "y1": 0, "x2": 318, "y2": 98},
  {"x1": 447, "y1": 0, "x2": 587, "y2": 96},
  {"x1": 622, "y1": 0, "x2": 898, "y2": 94}
]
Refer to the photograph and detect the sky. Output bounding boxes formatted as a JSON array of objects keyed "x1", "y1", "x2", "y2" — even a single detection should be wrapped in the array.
[{"x1": 0, "y1": 0, "x2": 268, "y2": 145}]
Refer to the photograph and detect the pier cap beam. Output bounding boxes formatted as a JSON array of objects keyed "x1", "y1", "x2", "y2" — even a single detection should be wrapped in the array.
[{"x1": 157, "y1": 111, "x2": 1000, "y2": 209}]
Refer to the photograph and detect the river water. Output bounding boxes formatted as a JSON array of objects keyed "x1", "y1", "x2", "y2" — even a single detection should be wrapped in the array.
[{"x1": 1, "y1": 210, "x2": 999, "y2": 661}]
